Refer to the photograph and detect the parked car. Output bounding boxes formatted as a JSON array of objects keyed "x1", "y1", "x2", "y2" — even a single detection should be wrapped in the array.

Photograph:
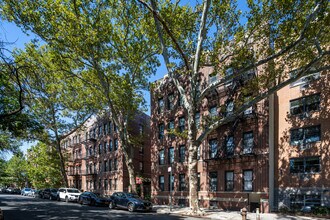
[
  {"x1": 21, "y1": 188, "x2": 32, "y2": 196},
  {"x1": 42, "y1": 188, "x2": 58, "y2": 200},
  {"x1": 109, "y1": 192, "x2": 152, "y2": 212},
  {"x1": 38, "y1": 189, "x2": 44, "y2": 198},
  {"x1": 12, "y1": 188, "x2": 21, "y2": 194},
  {"x1": 57, "y1": 188, "x2": 81, "y2": 202},
  {"x1": 78, "y1": 192, "x2": 111, "y2": 206},
  {"x1": 27, "y1": 189, "x2": 37, "y2": 197}
]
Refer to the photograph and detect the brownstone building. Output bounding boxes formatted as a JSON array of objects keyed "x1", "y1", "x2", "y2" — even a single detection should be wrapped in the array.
[
  {"x1": 150, "y1": 68, "x2": 330, "y2": 212},
  {"x1": 62, "y1": 112, "x2": 151, "y2": 198}
]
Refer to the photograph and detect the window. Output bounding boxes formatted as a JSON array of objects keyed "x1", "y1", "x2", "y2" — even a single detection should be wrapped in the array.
[
  {"x1": 290, "y1": 72, "x2": 320, "y2": 88},
  {"x1": 290, "y1": 157, "x2": 320, "y2": 174},
  {"x1": 99, "y1": 144, "x2": 102, "y2": 155},
  {"x1": 139, "y1": 124, "x2": 144, "y2": 135},
  {"x1": 179, "y1": 145, "x2": 185, "y2": 163},
  {"x1": 209, "y1": 139, "x2": 218, "y2": 159},
  {"x1": 99, "y1": 126, "x2": 102, "y2": 137},
  {"x1": 243, "y1": 170, "x2": 253, "y2": 191},
  {"x1": 290, "y1": 94, "x2": 320, "y2": 116},
  {"x1": 104, "y1": 142, "x2": 107, "y2": 153},
  {"x1": 168, "y1": 174, "x2": 174, "y2": 191},
  {"x1": 290, "y1": 125, "x2": 321, "y2": 146},
  {"x1": 158, "y1": 123, "x2": 164, "y2": 140},
  {"x1": 114, "y1": 179, "x2": 117, "y2": 190},
  {"x1": 167, "y1": 93, "x2": 174, "y2": 110},
  {"x1": 108, "y1": 121, "x2": 112, "y2": 134},
  {"x1": 209, "y1": 73, "x2": 218, "y2": 84},
  {"x1": 290, "y1": 194, "x2": 321, "y2": 210},
  {"x1": 109, "y1": 179, "x2": 112, "y2": 190},
  {"x1": 99, "y1": 162, "x2": 102, "y2": 173},
  {"x1": 114, "y1": 158, "x2": 118, "y2": 170},
  {"x1": 195, "y1": 112, "x2": 200, "y2": 128},
  {"x1": 244, "y1": 96, "x2": 253, "y2": 115},
  {"x1": 158, "y1": 98, "x2": 164, "y2": 114},
  {"x1": 243, "y1": 132, "x2": 254, "y2": 154},
  {"x1": 179, "y1": 117, "x2": 185, "y2": 132},
  {"x1": 139, "y1": 161, "x2": 143, "y2": 172},
  {"x1": 225, "y1": 68, "x2": 233, "y2": 86},
  {"x1": 168, "y1": 147, "x2": 174, "y2": 164},
  {"x1": 225, "y1": 101, "x2": 234, "y2": 116},
  {"x1": 209, "y1": 172, "x2": 218, "y2": 192},
  {"x1": 114, "y1": 138, "x2": 118, "y2": 150},
  {"x1": 104, "y1": 160, "x2": 107, "y2": 172},
  {"x1": 179, "y1": 174, "x2": 185, "y2": 191},
  {"x1": 226, "y1": 136, "x2": 234, "y2": 156},
  {"x1": 109, "y1": 159, "x2": 112, "y2": 171},
  {"x1": 159, "y1": 176, "x2": 165, "y2": 191},
  {"x1": 104, "y1": 123, "x2": 108, "y2": 135},
  {"x1": 159, "y1": 149, "x2": 165, "y2": 165},
  {"x1": 109, "y1": 140, "x2": 113, "y2": 151},
  {"x1": 168, "y1": 120, "x2": 175, "y2": 138},
  {"x1": 104, "y1": 179, "x2": 108, "y2": 190},
  {"x1": 197, "y1": 173, "x2": 201, "y2": 191},
  {"x1": 209, "y1": 106, "x2": 217, "y2": 117},
  {"x1": 225, "y1": 171, "x2": 234, "y2": 191}
]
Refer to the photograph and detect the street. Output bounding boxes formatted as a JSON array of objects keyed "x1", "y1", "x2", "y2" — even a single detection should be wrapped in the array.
[{"x1": 0, "y1": 194, "x2": 199, "y2": 220}]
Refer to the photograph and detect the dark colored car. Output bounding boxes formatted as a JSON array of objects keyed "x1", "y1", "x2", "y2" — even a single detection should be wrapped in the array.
[
  {"x1": 42, "y1": 188, "x2": 58, "y2": 200},
  {"x1": 78, "y1": 192, "x2": 111, "y2": 206},
  {"x1": 109, "y1": 192, "x2": 152, "y2": 212}
]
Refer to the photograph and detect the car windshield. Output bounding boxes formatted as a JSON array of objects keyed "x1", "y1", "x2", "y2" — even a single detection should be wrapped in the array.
[
  {"x1": 25, "y1": 188, "x2": 31, "y2": 191},
  {"x1": 67, "y1": 189, "x2": 80, "y2": 193},
  {"x1": 51, "y1": 189, "x2": 57, "y2": 192},
  {"x1": 126, "y1": 193, "x2": 140, "y2": 199}
]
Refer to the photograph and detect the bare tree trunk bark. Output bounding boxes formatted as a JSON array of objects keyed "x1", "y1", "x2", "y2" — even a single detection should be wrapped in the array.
[
  {"x1": 56, "y1": 142, "x2": 68, "y2": 187},
  {"x1": 188, "y1": 142, "x2": 199, "y2": 212}
]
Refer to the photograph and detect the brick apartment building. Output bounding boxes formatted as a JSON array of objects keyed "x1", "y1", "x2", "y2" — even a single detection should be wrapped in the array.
[
  {"x1": 150, "y1": 68, "x2": 329, "y2": 212},
  {"x1": 62, "y1": 112, "x2": 151, "y2": 198},
  {"x1": 150, "y1": 66, "x2": 270, "y2": 212},
  {"x1": 272, "y1": 72, "x2": 330, "y2": 211}
]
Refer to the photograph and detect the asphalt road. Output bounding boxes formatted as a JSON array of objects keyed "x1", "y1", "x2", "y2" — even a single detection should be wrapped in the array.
[{"x1": 0, "y1": 194, "x2": 200, "y2": 220}]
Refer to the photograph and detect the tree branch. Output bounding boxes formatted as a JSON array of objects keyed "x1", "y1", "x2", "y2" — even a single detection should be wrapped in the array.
[{"x1": 197, "y1": 54, "x2": 329, "y2": 143}]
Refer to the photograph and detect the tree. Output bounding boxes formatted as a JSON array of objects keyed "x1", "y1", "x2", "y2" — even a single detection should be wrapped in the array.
[
  {"x1": 26, "y1": 142, "x2": 63, "y2": 188},
  {"x1": 5, "y1": 153, "x2": 27, "y2": 188},
  {"x1": 0, "y1": 0, "x2": 159, "y2": 193},
  {"x1": 136, "y1": 0, "x2": 329, "y2": 213},
  {"x1": 0, "y1": 40, "x2": 43, "y2": 155},
  {"x1": 12, "y1": 43, "x2": 96, "y2": 187}
]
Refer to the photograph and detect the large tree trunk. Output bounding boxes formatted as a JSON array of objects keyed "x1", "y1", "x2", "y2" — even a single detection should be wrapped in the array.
[
  {"x1": 55, "y1": 141, "x2": 68, "y2": 187},
  {"x1": 126, "y1": 157, "x2": 137, "y2": 193},
  {"x1": 188, "y1": 141, "x2": 199, "y2": 212}
]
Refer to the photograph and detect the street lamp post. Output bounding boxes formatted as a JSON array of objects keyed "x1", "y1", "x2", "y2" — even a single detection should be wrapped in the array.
[{"x1": 168, "y1": 166, "x2": 172, "y2": 212}]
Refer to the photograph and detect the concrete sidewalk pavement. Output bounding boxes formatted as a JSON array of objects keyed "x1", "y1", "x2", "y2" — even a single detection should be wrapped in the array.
[{"x1": 153, "y1": 205, "x2": 329, "y2": 220}]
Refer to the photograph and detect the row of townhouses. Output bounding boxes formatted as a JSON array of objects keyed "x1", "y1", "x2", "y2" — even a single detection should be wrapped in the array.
[{"x1": 62, "y1": 68, "x2": 329, "y2": 213}]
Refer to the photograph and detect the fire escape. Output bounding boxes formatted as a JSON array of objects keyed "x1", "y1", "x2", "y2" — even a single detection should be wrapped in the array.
[{"x1": 215, "y1": 68, "x2": 257, "y2": 159}]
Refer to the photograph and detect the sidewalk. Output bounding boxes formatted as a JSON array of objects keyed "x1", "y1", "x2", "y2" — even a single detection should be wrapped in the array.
[{"x1": 153, "y1": 205, "x2": 329, "y2": 220}]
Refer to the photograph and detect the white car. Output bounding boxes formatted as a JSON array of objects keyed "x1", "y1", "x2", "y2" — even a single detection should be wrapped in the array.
[{"x1": 57, "y1": 188, "x2": 81, "y2": 202}]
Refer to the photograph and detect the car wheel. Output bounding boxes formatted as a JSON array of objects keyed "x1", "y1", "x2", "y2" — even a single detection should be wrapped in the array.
[
  {"x1": 90, "y1": 200, "x2": 95, "y2": 206},
  {"x1": 57, "y1": 196, "x2": 60, "y2": 201},
  {"x1": 65, "y1": 196, "x2": 69, "y2": 203},
  {"x1": 109, "y1": 201, "x2": 115, "y2": 209},
  {"x1": 127, "y1": 203, "x2": 134, "y2": 212}
]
